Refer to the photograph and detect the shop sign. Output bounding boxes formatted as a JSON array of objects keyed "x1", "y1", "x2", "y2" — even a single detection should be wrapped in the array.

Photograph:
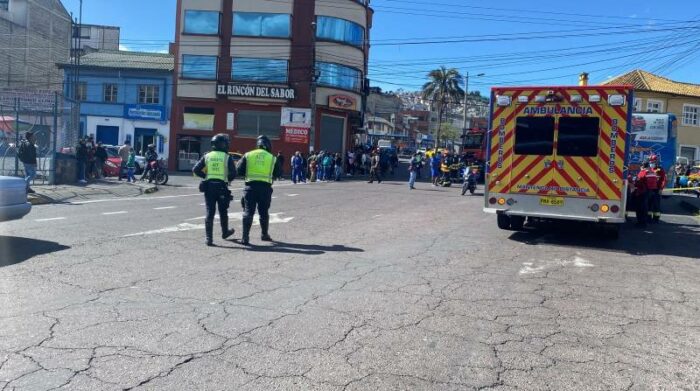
[
  {"x1": 283, "y1": 127, "x2": 309, "y2": 144},
  {"x1": 124, "y1": 104, "x2": 166, "y2": 121},
  {"x1": 281, "y1": 107, "x2": 311, "y2": 128},
  {"x1": 328, "y1": 94, "x2": 357, "y2": 111},
  {"x1": 217, "y1": 84, "x2": 295, "y2": 100}
]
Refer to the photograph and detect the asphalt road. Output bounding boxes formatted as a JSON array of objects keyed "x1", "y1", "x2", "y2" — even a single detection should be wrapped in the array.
[{"x1": 1, "y1": 173, "x2": 699, "y2": 390}]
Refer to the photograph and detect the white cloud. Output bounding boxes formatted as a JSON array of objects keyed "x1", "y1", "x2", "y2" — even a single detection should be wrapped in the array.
[{"x1": 119, "y1": 44, "x2": 130, "y2": 51}]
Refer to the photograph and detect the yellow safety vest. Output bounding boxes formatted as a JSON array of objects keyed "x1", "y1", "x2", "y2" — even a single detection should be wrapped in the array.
[
  {"x1": 205, "y1": 151, "x2": 228, "y2": 181},
  {"x1": 245, "y1": 149, "x2": 275, "y2": 184}
]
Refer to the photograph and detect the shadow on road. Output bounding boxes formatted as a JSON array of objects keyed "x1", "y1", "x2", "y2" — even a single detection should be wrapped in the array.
[
  {"x1": 0, "y1": 236, "x2": 70, "y2": 267},
  {"x1": 230, "y1": 240, "x2": 364, "y2": 255},
  {"x1": 508, "y1": 220, "x2": 700, "y2": 260}
]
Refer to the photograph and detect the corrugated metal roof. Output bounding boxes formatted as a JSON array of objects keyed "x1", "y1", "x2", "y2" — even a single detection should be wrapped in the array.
[
  {"x1": 59, "y1": 50, "x2": 173, "y2": 72},
  {"x1": 603, "y1": 69, "x2": 700, "y2": 98}
]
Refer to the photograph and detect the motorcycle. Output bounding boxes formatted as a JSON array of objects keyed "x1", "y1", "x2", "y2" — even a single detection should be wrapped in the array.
[
  {"x1": 462, "y1": 168, "x2": 478, "y2": 196},
  {"x1": 142, "y1": 159, "x2": 169, "y2": 185}
]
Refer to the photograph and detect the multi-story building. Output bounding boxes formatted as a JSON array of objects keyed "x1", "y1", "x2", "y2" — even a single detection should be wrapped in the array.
[
  {"x1": 170, "y1": 0, "x2": 372, "y2": 171},
  {"x1": 0, "y1": 0, "x2": 71, "y2": 91},
  {"x1": 605, "y1": 70, "x2": 700, "y2": 163},
  {"x1": 71, "y1": 23, "x2": 120, "y2": 57},
  {"x1": 59, "y1": 50, "x2": 174, "y2": 159}
]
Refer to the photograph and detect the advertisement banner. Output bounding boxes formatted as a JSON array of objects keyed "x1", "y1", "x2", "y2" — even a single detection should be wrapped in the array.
[
  {"x1": 630, "y1": 113, "x2": 668, "y2": 143},
  {"x1": 281, "y1": 107, "x2": 311, "y2": 128},
  {"x1": 183, "y1": 113, "x2": 214, "y2": 131},
  {"x1": 328, "y1": 94, "x2": 358, "y2": 111},
  {"x1": 124, "y1": 105, "x2": 166, "y2": 121},
  {"x1": 283, "y1": 127, "x2": 309, "y2": 144}
]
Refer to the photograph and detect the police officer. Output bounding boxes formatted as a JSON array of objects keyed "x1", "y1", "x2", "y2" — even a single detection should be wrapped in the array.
[
  {"x1": 236, "y1": 135, "x2": 280, "y2": 245},
  {"x1": 193, "y1": 134, "x2": 236, "y2": 246}
]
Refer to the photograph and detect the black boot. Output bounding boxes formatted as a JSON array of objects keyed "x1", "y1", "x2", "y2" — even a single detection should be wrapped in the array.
[
  {"x1": 260, "y1": 217, "x2": 271, "y2": 241},
  {"x1": 241, "y1": 218, "x2": 252, "y2": 246},
  {"x1": 205, "y1": 219, "x2": 214, "y2": 246},
  {"x1": 221, "y1": 214, "x2": 235, "y2": 239}
]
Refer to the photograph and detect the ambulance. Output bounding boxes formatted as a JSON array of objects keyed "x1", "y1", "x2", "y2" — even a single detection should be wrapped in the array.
[{"x1": 483, "y1": 85, "x2": 633, "y2": 238}]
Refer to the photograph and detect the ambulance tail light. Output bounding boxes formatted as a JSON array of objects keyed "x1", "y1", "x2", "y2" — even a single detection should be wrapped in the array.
[
  {"x1": 600, "y1": 204, "x2": 610, "y2": 213},
  {"x1": 590, "y1": 203, "x2": 600, "y2": 212},
  {"x1": 496, "y1": 95, "x2": 511, "y2": 106},
  {"x1": 506, "y1": 198, "x2": 515, "y2": 206},
  {"x1": 608, "y1": 94, "x2": 626, "y2": 106},
  {"x1": 497, "y1": 198, "x2": 506, "y2": 206},
  {"x1": 489, "y1": 197, "x2": 497, "y2": 205},
  {"x1": 611, "y1": 205, "x2": 620, "y2": 214}
]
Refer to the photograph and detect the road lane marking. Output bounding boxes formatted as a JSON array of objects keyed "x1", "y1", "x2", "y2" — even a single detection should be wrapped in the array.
[
  {"x1": 287, "y1": 194, "x2": 299, "y2": 197},
  {"x1": 519, "y1": 256, "x2": 594, "y2": 275},
  {"x1": 372, "y1": 214, "x2": 382, "y2": 218},
  {"x1": 185, "y1": 212, "x2": 294, "y2": 225},
  {"x1": 154, "y1": 206, "x2": 177, "y2": 210},
  {"x1": 35, "y1": 217, "x2": 66, "y2": 222},
  {"x1": 102, "y1": 211, "x2": 128, "y2": 215},
  {"x1": 124, "y1": 223, "x2": 204, "y2": 237}
]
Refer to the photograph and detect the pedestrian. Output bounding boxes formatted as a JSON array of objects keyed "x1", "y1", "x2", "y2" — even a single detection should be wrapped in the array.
[
  {"x1": 275, "y1": 151, "x2": 285, "y2": 180},
  {"x1": 361, "y1": 151, "x2": 369, "y2": 175},
  {"x1": 118, "y1": 141, "x2": 132, "y2": 181},
  {"x1": 647, "y1": 155, "x2": 666, "y2": 223},
  {"x1": 193, "y1": 134, "x2": 236, "y2": 246},
  {"x1": 430, "y1": 152, "x2": 441, "y2": 186},
  {"x1": 408, "y1": 152, "x2": 419, "y2": 190},
  {"x1": 390, "y1": 152, "x2": 399, "y2": 176},
  {"x1": 309, "y1": 153, "x2": 318, "y2": 182},
  {"x1": 76, "y1": 138, "x2": 88, "y2": 184},
  {"x1": 316, "y1": 150, "x2": 326, "y2": 181},
  {"x1": 291, "y1": 151, "x2": 306, "y2": 184},
  {"x1": 94, "y1": 142, "x2": 108, "y2": 179},
  {"x1": 236, "y1": 135, "x2": 280, "y2": 246},
  {"x1": 368, "y1": 150, "x2": 381, "y2": 184},
  {"x1": 674, "y1": 161, "x2": 685, "y2": 189},
  {"x1": 634, "y1": 162, "x2": 657, "y2": 228},
  {"x1": 126, "y1": 149, "x2": 137, "y2": 183},
  {"x1": 334, "y1": 153, "x2": 343, "y2": 181},
  {"x1": 86, "y1": 137, "x2": 96, "y2": 180},
  {"x1": 322, "y1": 152, "x2": 333, "y2": 181},
  {"x1": 17, "y1": 131, "x2": 37, "y2": 193},
  {"x1": 347, "y1": 150, "x2": 355, "y2": 176}
]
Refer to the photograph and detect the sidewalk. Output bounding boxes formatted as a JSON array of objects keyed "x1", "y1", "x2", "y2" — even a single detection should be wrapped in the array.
[{"x1": 28, "y1": 178, "x2": 158, "y2": 205}]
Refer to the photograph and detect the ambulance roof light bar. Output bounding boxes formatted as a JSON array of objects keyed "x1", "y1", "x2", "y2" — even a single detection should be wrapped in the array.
[
  {"x1": 517, "y1": 96, "x2": 529, "y2": 104},
  {"x1": 608, "y1": 94, "x2": 626, "y2": 106},
  {"x1": 589, "y1": 94, "x2": 601, "y2": 103},
  {"x1": 496, "y1": 95, "x2": 511, "y2": 106}
]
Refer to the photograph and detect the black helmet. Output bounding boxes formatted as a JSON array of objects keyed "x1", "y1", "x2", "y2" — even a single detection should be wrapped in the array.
[
  {"x1": 147, "y1": 144, "x2": 155, "y2": 150},
  {"x1": 211, "y1": 133, "x2": 229, "y2": 152},
  {"x1": 257, "y1": 135, "x2": 271, "y2": 151}
]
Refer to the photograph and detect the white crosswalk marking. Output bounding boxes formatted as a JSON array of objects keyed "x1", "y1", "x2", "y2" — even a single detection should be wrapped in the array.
[
  {"x1": 102, "y1": 211, "x2": 128, "y2": 215},
  {"x1": 127, "y1": 213, "x2": 294, "y2": 237},
  {"x1": 35, "y1": 217, "x2": 66, "y2": 222},
  {"x1": 154, "y1": 206, "x2": 177, "y2": 210}
]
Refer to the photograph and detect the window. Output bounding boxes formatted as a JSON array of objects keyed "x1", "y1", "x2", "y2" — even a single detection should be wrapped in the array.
[
  {"x1": 316, "y1": 62, "x2": 361, "y2": 91},
  {"x1": 680, "y1": 146, "x2": 698, "y2": 162},
  {"x1": 682, "y1": 104, "x2": 700, "y2": 127},
  {"x1": 514, "y1": 117, "x2": 555, "y2": 156},
  {"x1": 138, "y1": 85, "x2": 160, "y2": 104},
  {"x1": 231, "y1": 58, "x2": 288, "y2": 83},
  {"x1": 633, "y1": 98, "x2": 642, "y2": 112},
  {"x1": 462, "y1": 134, "x2": 483, "y2": 149},
  {"x1": 237, "y1": 110, "x2": 281, "y2": 138},
  {"x1": 76, "y1": 82, "x2": 87, "y2": 101},
  {"x1": 0, "y1": 0, "x2": 8, "y2": 11},
  {"x1": 182, "y1": 55, "x2": 218, "y2": 80},
  {"x1": 103, "y1": 84, "x2": 118, "y2": 103},
  {"x1": 316, "y1": 16, "x2": 364, "y2": 47},
  {"x1": 557, "y1": 117, "x2": 600, "y2": 157},
  {"x1": 233, "y1": 12, "x2": 290, "y2": 38},
  {"x1": 183, "y1": 10, "x2": 220, "y2": 35},
  {"x1": 183, "y1": 107, "x2": 215, "y2": 131},
  {"x1": 646, "y1": 99, "x2": 664, "y2": 113}
]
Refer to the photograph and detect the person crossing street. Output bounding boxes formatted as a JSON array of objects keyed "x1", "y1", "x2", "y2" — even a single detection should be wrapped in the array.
[
  {"x1": 193, "y1": 134, "x2": 236, "y2": 246},
  {"x1": 236, "y1": 135, "x2": 280, "y2": 246}
]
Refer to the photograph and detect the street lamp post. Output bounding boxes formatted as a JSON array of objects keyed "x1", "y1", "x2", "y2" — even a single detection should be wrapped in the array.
[
  {"x1": 462, "y1": 72, "x2": 485, "y2": 131},
  {"x1": 309, "y1": 21, "x2": 318, "y2": 154}
]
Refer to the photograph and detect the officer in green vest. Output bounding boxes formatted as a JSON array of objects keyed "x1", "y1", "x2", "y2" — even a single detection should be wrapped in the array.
[
  {"x1": 193, "y1": 134, "x2": 237, "y2": 246},
  {"x1": 236, "y1": 135, "x2": 280, "y2": 245}
]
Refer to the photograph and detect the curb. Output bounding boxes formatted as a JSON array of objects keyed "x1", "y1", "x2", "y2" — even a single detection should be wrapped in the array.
[
  {"x1": 680, "y1": 200, "x2": 700, "y2": 215},
  {"x1": 27, "y1": 182, "x2": 159, "y2": 205}
]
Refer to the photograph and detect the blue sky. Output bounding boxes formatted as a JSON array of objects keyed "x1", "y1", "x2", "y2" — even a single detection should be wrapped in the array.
[{"x1": 62, "y1": 0, "x2": 700, "y2": 94}]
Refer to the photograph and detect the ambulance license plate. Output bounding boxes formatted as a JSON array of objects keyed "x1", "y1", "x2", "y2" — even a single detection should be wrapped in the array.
[{"x1": 540, "y1": 197, "x2": 564, "y2": 207}]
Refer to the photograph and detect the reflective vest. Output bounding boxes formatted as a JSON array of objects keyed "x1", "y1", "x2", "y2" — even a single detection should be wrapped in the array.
[
  {"x1": 245, "y1": 149, "x2": 275, "y2": 184},
  {"x1": 205, "y1": 151, "x2": 228, "y2": 182}
]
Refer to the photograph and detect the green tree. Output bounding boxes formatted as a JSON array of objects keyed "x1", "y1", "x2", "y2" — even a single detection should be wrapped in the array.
[
  {"x1": 439, "y1": 122, "x2": 461, "y2": 147},
  {"x1": 422, "y1": 66, "x2": 464, "y2": 148}
]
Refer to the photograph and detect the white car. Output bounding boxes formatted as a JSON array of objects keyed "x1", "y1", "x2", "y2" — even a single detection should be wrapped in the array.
[{"x1": 0, "y1": 176, "x2": 31, "y2": 222}]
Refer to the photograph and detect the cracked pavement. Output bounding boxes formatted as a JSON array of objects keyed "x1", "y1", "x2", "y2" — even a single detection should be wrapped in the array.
[{"x1": 1, "y1": 177, "x2": 699, "y2": 390}]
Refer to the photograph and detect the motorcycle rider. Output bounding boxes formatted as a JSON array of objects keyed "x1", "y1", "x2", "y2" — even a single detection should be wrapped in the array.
[
  {"x1": 647, "y1": 155, "x2": 666, "y2": 223},
  {"x1": 236, "y1": 135, "x2": 280, "y2": 246},
  {"x1": 140, "y1": 144, "x2": 159, "y2": 182},
  {"x1": 193, "y1": 134, "x2": 236, "y2": 246}
]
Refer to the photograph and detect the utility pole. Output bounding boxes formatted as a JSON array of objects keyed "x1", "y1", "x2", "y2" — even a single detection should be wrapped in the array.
[
  {"x1": 308, "y1": 21, "x2": 318, "y2": 154},
  {"x1": 462, "y1": 71, "x2": 469, "y2": 132}
]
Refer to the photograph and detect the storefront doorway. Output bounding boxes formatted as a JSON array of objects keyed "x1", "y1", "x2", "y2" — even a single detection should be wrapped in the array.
[
  {"x1": 96, "y1": 125, "x2": 119, "y2": 146},
  {"x1": 320, "y1": 115, "x2": 345, "y2": 154},
  {"x1": 177, "y1": 136, "x2": 207, "y2": 171},
  {"x1": 134, "y1": 128, "x2": 157, "y2": 155}
]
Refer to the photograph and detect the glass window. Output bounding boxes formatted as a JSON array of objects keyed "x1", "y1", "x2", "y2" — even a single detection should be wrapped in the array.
[
  {"x1": 138, "y1": 85, "x2": 160, "y2": 104},
  {"x1": 633, "y1": 98, "x2": 641, "y2": 112},
  {"x1": 514, "y1": 117, "x2": 555, "y2": 156},
  {"x1": 76, "y1": 82, "x2": 87, "y2": 101},
  {"x1": 0, "y1": 0, "x2": 8, "y2": 11},
  {"x1": 316, "y1": 62, "x2": 361, "y2": 91},
  {"x1": 233, "y1": 12, "x2": 290, "y2": 38},
  {"x1": 462, "y1": 134, "x2": 483, "y2": 149},
  {"x1": 182, "y1": 55, "x2": 218, "y2": 80},
  {"x1": 557, "y1": 117, "x2": 599, "y2": 157},
  {"x1": 103, "y1": 83, "x2": 118, "y2": 103},
  {"x1": 682, "y1": 104, "x2": 699, "y2": 127},
  {"x1": 183, "y1": 10, "x2": 220, "y2": 35},
  {"x1": 183, "y1": 107, "x2": 215, "y2": 131},
  {"x1": 646, "y1": 99, "x2": 664, "y2": 113},
  {"x1": 231, "y1": 58, "x2": 288, "y2": 83},
  {"x1": 237, "y1": 111, "x2": 281, "y2": 138},
  {"x1": 316, "y1": 16, "x2": 364, "y2": 47}
]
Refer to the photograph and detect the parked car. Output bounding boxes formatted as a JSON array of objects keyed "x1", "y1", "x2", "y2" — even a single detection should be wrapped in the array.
[
  {"x1": 0, "y1": 176, "x2": 31, "y2": 222},
  {"x1": 104, "y1": 146, "x2": 145, "y2": 176}
]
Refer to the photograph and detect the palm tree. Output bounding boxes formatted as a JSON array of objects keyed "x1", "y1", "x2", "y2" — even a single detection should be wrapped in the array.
[{"x1": 422, "y1": 67, "x2": 464, "y2": 149}]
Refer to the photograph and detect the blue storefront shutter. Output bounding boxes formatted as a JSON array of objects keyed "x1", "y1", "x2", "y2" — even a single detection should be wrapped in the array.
[{"x1": 158, "y1": 135, "x2": 164, "y2": 153}]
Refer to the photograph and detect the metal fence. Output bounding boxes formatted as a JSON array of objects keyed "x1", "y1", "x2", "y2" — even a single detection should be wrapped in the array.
[{"x1": 0, "y1": 89, "x2": 80, "y2": 185}]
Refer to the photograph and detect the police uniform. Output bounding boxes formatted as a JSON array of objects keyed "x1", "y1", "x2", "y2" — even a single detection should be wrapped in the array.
[
  {"x1": 193, "y1": 135, "x2": 236, "y2": 246},
  {"x1": 236, "y1": 136, "x2": 280, "y2": 245}
]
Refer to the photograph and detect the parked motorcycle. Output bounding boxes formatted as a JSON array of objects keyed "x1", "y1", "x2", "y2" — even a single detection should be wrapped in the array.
[{"x1": 142, "y1": 159, "x2": 169, "y2": 185}]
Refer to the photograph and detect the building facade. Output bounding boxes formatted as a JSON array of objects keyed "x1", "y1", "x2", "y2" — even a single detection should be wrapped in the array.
[
  {"x1": 170, "y1": 0, "x2": 372, "y2": 171},
  {"x1": 60, "y1": 50, "x2": 174, "y2": 158},
  {"x1": 0, "y1": 0, "x2": 71, "y2": 91},
  {"x1": 605, "y1": 70, "x2": 700, "y2": 163},
  {"x1": 72, "y1": 23, "x2": 120, "y2": 57}
]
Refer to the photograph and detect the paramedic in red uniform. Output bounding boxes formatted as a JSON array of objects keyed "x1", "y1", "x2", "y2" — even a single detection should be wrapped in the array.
[
  {"x1": 635, "y1": 161, "x2": 659, "y2": 227},
  {"x1": 647, "y1": 155, "x2": 666, "y2": 223}
]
